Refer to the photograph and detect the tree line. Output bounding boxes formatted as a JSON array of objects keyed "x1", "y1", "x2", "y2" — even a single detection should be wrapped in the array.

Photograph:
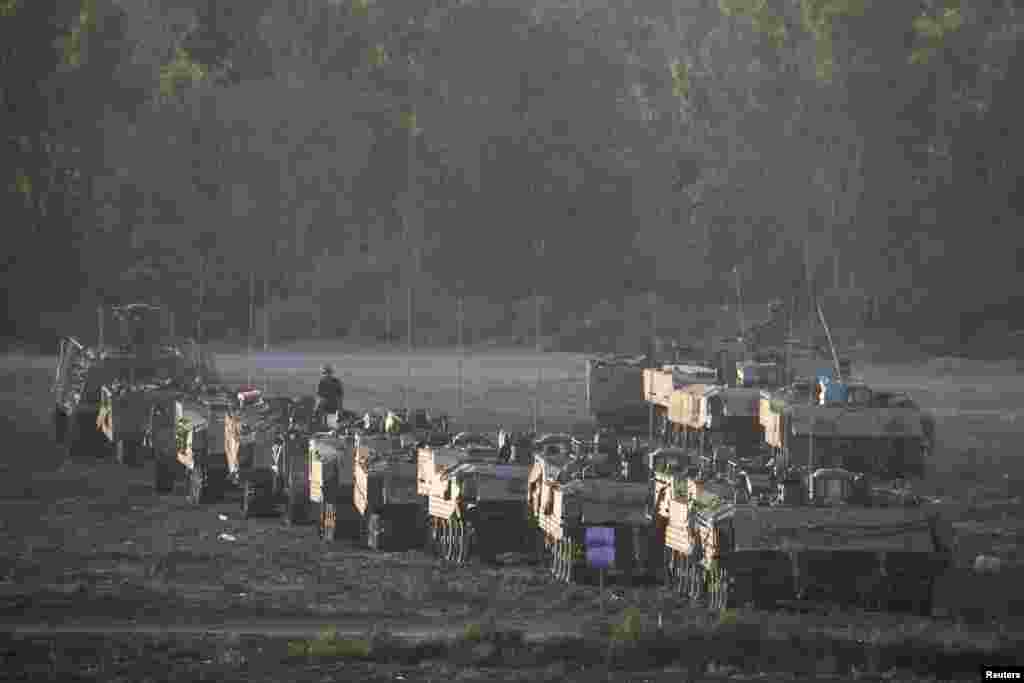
[{"x1": 3, "y1": 0, "x2": 1022, "y2": 350}]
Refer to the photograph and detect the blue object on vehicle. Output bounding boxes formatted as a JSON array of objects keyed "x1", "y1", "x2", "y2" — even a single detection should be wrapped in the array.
[
  {"x1": 587, "y1": 546, "x2": 615, "y2": 570},
  {"x1": 824, "y1": 381, "x2": 849, "y2": 404},
  {"x1": 585, "y1": 526, "x2": 616, "y2": 570},
  {"x1": 493, "y1": 465, "x2": 517, "y2": 480},
  {"x1": 586, "y1": 526, "x2": 615, "y2": 547}
]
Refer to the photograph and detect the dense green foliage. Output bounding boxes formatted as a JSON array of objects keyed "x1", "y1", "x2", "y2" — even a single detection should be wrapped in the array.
[{"x1": 2, "y1": 0, "x2": 1022, "y2": 350}]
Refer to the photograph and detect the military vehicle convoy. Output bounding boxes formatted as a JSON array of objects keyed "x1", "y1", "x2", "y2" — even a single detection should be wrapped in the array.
[
  {"x1": 47, "y1": 293, "x2": 971, "y2": 622},
  {"x1": 653, "y1": 465, "x2": 953, "y2": 613}
]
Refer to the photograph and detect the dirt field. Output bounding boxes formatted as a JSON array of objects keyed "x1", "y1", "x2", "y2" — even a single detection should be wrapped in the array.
[{"x1": 2, "y1": 348, "x2": 1022, "y2": 681}]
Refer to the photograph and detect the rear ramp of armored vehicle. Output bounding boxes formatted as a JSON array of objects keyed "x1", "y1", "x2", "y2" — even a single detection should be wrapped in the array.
[
  {"x1": 310, "y1": 433, "x2": 361, "y2": 541},
  {"x1": 529, "y1": 453, "x2": 658, "y2": 585},
  {"x1": 354, "y1": 438, "x2": 423, "y2": 552}
]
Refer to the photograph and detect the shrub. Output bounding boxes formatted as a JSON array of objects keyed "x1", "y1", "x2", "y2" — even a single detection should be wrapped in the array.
[
  {"x1": 716, "y1": 608, "x2": 739, "y2": 627},
  {"x1": 609, "y1": 607, "x2": 642, "y2": 643},
  {"x1": 462, "y1": 623, "x2": 483, "y2": 643},
  {"x1": 287, "y1": 628, "x2": 372, "y2": 659}
]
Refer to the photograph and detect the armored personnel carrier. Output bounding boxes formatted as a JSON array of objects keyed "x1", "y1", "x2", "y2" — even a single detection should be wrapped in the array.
[
  {"x1": 310, "y1": 432, "x2": 360, "y2": 541},
  {"x1": 94, "y1": 353, "x2": 191, "y2": 465},
  {"x1": 642, "y1": 363, "x2": 719, "y2": 444},
  {"x1": 419, "y1": 446, "x2": 529, "y2": 564},
  {"x1": 760, "y1": 379, "x2": 934, "y2": 480},
  {"x1": 255, "y1": 395, "x2": 320, "y2": 525},
  {"x1": 586, "y1": 354, "x2": 650, "y2": 434},
  {"x1": 225, "y1": 395, "x2": 297, "y2": 518},
  {"x1": 149, "y1": 391, "x2": 235, "y2": 502},
  {"x1": 608, "y1": 444, "x2": 694, "y2": 487},
  {"x1": 663, "y1": 383, "x2": 765, "y2": 475},
  {"x1": 418, "y1": 445, "x2": 484, "y2": 499},
  {"x1": 53, "y1": 303, "x2": 214, "y2": 464},
  {"x1": 184, "y1": 393, "x2": 235, "y2": 504},
  {"x1": 528, "y1": 451, "x2": 657, "y2": 584},
  {"x1": 53, "y1": 338, "x2": 110, "y2": 460},
  {"x1": 353, "y1": 435, "x2": 423, "y2": 551},
  {"x1": 643, "y1": 364, "x2": 720, "y2": 408},
  {"x1": 655, "y1": 467, "x2": 953, "y2": 614}
]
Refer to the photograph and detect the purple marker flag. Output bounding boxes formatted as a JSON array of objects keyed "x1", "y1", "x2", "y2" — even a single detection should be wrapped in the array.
[
  {"x1": 493, "y1": 465, "x2": 517, "y2": 480},
  {"x1": 585, "y1": 526, "x2": 616, "y2": 570}
]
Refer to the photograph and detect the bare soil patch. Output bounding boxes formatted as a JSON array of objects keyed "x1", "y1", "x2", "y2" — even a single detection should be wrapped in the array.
[{"x1": 2, "y1": 351, "x2": 1023, "y2": 680}]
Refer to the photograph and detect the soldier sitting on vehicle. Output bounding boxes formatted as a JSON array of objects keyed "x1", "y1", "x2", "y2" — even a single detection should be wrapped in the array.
[{"x1": 316, "y1": 364, "x2": 344, "y2": 429}]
